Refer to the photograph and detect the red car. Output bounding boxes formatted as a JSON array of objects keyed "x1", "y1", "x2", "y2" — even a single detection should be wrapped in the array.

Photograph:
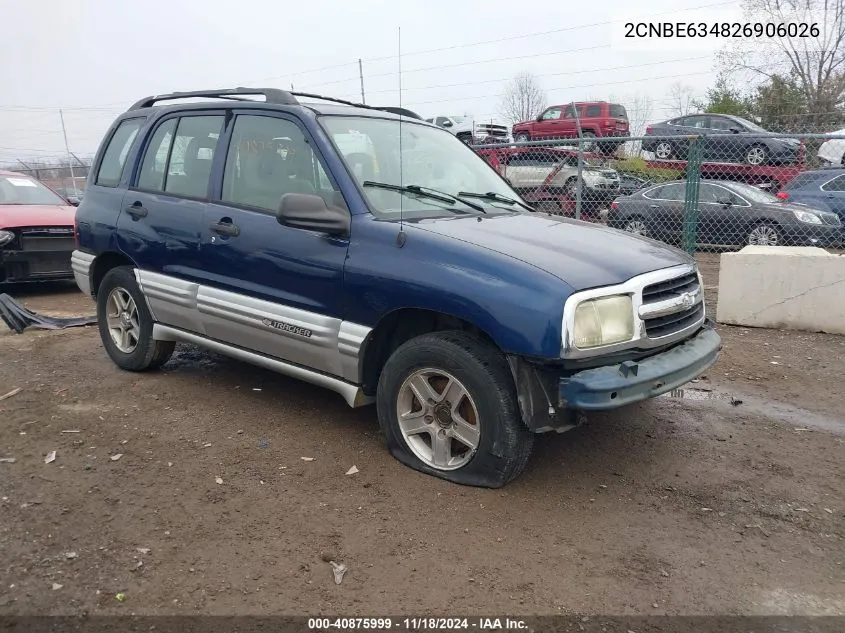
[
  {"x1": 511, "y1": 101, "x2": 629, "y2": 154},
  {"x1": 0, "y1": 170, "x2": 77, "y2": 284}
]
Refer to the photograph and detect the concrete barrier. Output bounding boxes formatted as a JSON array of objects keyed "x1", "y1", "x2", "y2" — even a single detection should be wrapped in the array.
[{"x1": 716, "y1": 246, "x2": 845, "y2": 335}]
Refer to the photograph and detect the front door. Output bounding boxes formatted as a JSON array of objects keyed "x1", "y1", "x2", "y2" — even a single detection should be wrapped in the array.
[
  {"x1": 198, "y1": 111, "x2": 351, "y2": 377},
  {"x1": 533, "y1": 106, "x2": 564, "y2": 139}
]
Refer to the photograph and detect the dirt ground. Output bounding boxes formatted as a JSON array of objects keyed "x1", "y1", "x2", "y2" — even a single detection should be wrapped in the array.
[{"x1": 1, "y1": 258, "x2": 843, "y2": 617}]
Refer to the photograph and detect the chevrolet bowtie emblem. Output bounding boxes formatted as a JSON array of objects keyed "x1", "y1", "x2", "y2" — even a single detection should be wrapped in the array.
[{"x1": 679, "y1": 291, "x2": 695, "y2": 308}]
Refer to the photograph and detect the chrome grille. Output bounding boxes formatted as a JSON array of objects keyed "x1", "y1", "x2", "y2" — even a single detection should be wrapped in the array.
[{"x1": 640, "y1": 271, "x2": 703, "y2": 339}]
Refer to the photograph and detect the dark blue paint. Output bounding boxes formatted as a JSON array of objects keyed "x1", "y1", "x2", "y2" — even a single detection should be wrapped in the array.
[
  {"x1": 784, "y1": 168, "x2": 845, "y2": 221},
  {"x1": 76, "y1": 100, "x2": 693, "y2": 361}
]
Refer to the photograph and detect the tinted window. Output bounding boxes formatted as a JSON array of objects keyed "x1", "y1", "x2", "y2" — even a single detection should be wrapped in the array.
[
  {"x1": 541, "y1": 108, "x2": 562, "y2": 120},
  {"x1": 707, "y1": 117, "x2": 737, "y2": 131},
  {"x1": 222, "y1": 115, "x2": 339, "y2": 213},
  {"x1": 585, "y1": 105, "x2": 602, "y2": 117},
  {"x1": 137, "y1": 118, "x2": 177, "y2": 191},
  {"x1": 682, "y1": 116, "x2": 708, "y2": 129},
  {"x1": 609, "y1": 104, "x2": 627, "y2": 118},
  {"x1": 697, "y1": 183, "x2": 720, "y2": 203},
  {"x1": 562, "y1": 105, "x2": 576, "y2": 118},
  {"x1": 822, "y1": 175, "x2": 845, "y2": 191},
  {"x1": 163, "y1": 116, "x2": 224, "y2": 199},
  {"x1": 648, "y1": 183, "x2": 684, "y2": 201},
  {"x1": 95, "y1": 118, "x2": 143, "y2": 187},
  {"x1": 435, "y1": 117, "x2": 450, "y2": 127}
]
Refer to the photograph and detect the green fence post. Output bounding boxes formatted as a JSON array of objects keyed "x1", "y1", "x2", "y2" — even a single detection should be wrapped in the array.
[{"x1": 682, "y1": 135, "x2": 704, "y2": 255}]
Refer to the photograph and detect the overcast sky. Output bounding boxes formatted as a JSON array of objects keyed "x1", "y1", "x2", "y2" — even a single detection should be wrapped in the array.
[{"x1": 0, "y1": 0, "x2": 742, "y2": 165}]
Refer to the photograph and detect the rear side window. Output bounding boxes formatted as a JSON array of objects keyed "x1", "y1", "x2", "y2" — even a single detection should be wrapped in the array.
[
  {"x1": 95, "y1": 118, "x2": 143, "y2": 187},
  {"x1": 585, "y1": 105, "x2": 602, "y2": 117},
  {"x1": 609, "y1": 104, "x2": 627, "y2": 118},
  {"x1": 822, "y1": 174, "x2": 845, "y2": 191},
  {"x1": 164, "y1": 116, "x2": 224, "y2": 199},
  {"x1": 137, "y1": 119, "x2": 178, "y2": 191}
]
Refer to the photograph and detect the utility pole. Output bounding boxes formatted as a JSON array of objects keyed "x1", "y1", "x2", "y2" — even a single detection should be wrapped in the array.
[
  {"x1": 59, "y1": 109, "x2": 79, "y2": 198},
  {"x1": 572, "y1": 105, "x2": 584, "y2": 221},
  {"x1": 358, "y1": 58, "x2": 366, "y2": 104}
]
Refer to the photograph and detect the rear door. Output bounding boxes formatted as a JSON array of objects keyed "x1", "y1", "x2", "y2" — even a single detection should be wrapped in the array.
[
  {"x1": 119, "y1": 112, "x2": 225, "y2": 333},
  {"x1": 197, "y1": 111, "x2": 351, "y2": 377},
  {"x1": 642, "y1": 183, "x2": 685, "y2": 241},
  {"x1": 696, "y1": 183, "x2": 743, "y2": 244}
]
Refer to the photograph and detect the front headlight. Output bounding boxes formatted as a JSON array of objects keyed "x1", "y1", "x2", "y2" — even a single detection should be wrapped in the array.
[
  {"x1": 0, "y1": 230, "x2": 14, "y2": 247},
  {"x1": 793, "y1": 210, "x2": 822, "y2": 224},
  {"x1": 572, "y1": 295, "x2": 634, "y2": 349}
]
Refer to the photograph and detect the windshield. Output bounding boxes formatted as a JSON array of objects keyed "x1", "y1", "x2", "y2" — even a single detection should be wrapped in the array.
[
  {"x1": 451, "y1": 116, "x2": 470, "y2": 124},
  {"x1": 726, "y1": 181, "x2": 780, "y2": 203},
  {"x1": 320, "y1": 116, "x2": 521, "y2": 219},
  {"x1": 0, "y1": 176, "x2": 67, "y2": 206}
]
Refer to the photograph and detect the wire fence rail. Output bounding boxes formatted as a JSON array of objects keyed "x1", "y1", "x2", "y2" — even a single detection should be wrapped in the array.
[{"x1": 471, "y1": 132, "x2": 845, "y2": 255}]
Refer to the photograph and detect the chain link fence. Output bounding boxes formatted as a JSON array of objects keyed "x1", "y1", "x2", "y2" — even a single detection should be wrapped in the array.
[{"x1": 472, "y1": 131, "x2": 845, "y2": 255}]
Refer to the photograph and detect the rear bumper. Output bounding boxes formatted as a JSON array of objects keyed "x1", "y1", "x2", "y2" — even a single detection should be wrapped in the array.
[
  {"x1": 71, "y1": 250, "x2": 95, "y2": 296},
  {"x1": 558, "y1": 324, "x2": 721, "y2": 411},
  {"x1": 0, "y1": 249, "x2": 74, "y2": 283}
]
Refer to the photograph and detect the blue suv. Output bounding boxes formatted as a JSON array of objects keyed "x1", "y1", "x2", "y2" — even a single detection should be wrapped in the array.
[{"x1": 71, "y1": 88, "x2": 721, "y2": 487}]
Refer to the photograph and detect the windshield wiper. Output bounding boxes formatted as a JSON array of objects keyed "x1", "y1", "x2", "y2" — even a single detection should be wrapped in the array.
[
  {"x1": 363, "y1": 181, "x2": 485, "y2": 213},
  {"x1": 457, "y1": 191, "x2": 535, "y2": 212}
]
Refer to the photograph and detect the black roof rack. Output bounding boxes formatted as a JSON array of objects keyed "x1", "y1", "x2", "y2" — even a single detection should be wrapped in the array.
[
  {"x1": 127, "y1": 87, "x2": 423, "y2": 120},
  {"x1": 128, "y1": 87, "x2": 298, "y2": 111},
  {"x1": 291, "y1": 92, "x2": 422, "y2": 120}
]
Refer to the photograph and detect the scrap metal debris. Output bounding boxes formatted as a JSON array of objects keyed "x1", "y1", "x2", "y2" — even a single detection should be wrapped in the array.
[
  {"x1": 44, "y1": 451, "x2": 56, "y2": 464},
  {"x1": 329, "y1": 561, "x2": 347, "y2": 585},
  {"x1": 0, "y1": 387, "x2": 22, "y2": 401},
  {"x1": 0, "y1": 293, "x2": 96, "y2": 334},
  {"x1": 345, "y1": 465, "x2": 359, "y2": 476},
  {"x1": 0, "y1": 457, "x2": 16, "y2": 463}
]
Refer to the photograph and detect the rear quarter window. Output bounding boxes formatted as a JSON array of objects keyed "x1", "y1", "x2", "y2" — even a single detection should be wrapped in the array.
[
  {"x1": 95, "y1": 118, "x2": 144, "y2": 187},
  {"x1": 609, "y1": 104, "x2": 627, "y2": 118}
]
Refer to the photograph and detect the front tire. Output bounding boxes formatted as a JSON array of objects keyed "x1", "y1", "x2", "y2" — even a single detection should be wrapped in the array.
[
  {"x1": 747, "y1": 221, "x2": 781, "y2": 246},
  {"x1": 514, "y1": 132, "x2": 530, "y2": 143},
  {"x1": 376, "y1": 331, "x2": 533, "y2": 488},
  {"x1": 745, "y1": 144, "x2": 768, "y2": 165},
  {"x1": 623, "y1": 217, "x2": 649, "y2": 237},
  {"x1": 96, "y1": 266, "x2": 174, "y2": 371},
  {"x1": 654, "y1": 141, "x2": 675, "y2": 160}
]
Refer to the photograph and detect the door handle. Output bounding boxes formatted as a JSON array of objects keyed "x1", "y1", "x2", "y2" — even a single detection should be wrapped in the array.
[
  {"x1": 210, "y1": 221, "x2": 240, "y2": 237},
  {"x1": 125, "y1": 203, "x2": 148, "y2": 219},
  {"x1": 649, "y1": 204, "x2": 659, "y2": 209}
]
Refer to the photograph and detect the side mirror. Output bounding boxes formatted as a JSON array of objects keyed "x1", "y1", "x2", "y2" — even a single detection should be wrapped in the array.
[
  {"x1": 67, "y1": 198, "x2": 79, "y2": 207},
  {"x1": 441, "y1": 120, "x2": 453, "y2": 128},
  {"x1": 276, "y1": 193, "x2": 350, "y2": 236}
]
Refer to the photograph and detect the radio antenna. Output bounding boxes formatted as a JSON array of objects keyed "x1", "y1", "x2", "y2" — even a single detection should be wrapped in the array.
[{"x1": 396, "y1": 26, "x2": 406, "y2": 248}]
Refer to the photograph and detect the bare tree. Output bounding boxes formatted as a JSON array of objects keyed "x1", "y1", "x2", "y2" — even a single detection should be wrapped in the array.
[
  {"x1": 626, "y1": 93, "x2": 655, "y2": 137},
  {"x1": 719, "y1": 0, "x2": 845, "y2": 129},
  {"x1": 499, "y1": 72, "x2": 547, "y2": 125},
  {"x1": 668, "y1": 82, "x2": 697, "y2": 116}
]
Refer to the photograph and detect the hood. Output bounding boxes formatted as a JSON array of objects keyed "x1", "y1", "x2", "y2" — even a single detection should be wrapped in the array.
[
  {"x1": 412, "y1": 213, "x2": 692, "y2": 290},
  {"x1": 0, "y1": 204, "x2": 76, "y2": 229}
]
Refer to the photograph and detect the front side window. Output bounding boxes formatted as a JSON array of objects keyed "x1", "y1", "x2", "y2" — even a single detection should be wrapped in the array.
[
  {"x1": 321, "y1": 116, "x2": 522, "y2": 219},
  {"x1": 222, "y1": 115, "x2": 338, "y2": 213},
  {"x1": 96, "y1": 118, "x2": 143, "y2": 187},
  {"x1": 0, "y1": 175, "x2": 67, "y2": 205},
  {"x1": 541, "y1": 108, "x2": 562, "y2": 120}
]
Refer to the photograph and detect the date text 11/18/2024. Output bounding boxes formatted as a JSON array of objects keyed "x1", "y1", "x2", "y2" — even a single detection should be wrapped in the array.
[{"x1": 307, "y1": 617, "x2": 529, "y2": 630}]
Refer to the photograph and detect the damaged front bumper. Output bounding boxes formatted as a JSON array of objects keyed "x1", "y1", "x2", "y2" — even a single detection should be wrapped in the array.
[{"x1": 510, "y1": 323, "x2": 722, "y2": 433}]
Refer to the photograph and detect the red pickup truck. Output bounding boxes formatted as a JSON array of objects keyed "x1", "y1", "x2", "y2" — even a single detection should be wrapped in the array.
[{"x1": 512, "y1": 101, "x2": 629, "y2": 154}]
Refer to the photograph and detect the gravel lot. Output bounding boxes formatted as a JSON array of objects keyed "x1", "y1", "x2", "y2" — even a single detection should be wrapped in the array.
[{"x1": 1, "y1": 253, "x2": 843, "y2": 616}]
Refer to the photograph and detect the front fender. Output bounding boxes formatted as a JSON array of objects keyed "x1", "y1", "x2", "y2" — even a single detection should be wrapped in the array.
[{"x1": 343, "y1": 217, "x2": 570, "y2": 359}]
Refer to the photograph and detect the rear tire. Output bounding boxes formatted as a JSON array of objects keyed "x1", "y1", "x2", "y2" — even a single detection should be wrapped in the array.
[
  {"x1": 580, "y1": 131, "x2": 597, "y2": 152},
  {"x1": 623, "y1": 217, "x2": 649, "y2": 237},
  {"x1": 96, "y1": 266, "x2": 174, "y2": 371},
  {"x1": 376, "y1": 331, "x2": 534, "y2": 488}
]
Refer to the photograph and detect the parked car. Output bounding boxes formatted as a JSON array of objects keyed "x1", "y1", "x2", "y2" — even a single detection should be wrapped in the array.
[
  {"x1": 475, "y1": 146, "x2": 619, "y2": 215},
  {"x1": 511, "y1": 102, "x2": 629, "y2": 154},
  {"x1": 643, "y1": 114, "x2": 801, "y2": 166},
  {"x1": 608, "y1": 179, "x2": 842, "y2": 248},
  {"x1": 817, "y1": 128, "x2": 845, "y2": 166},
  {"x1": 424, "y1": 115, "x2": 510, "y2": 145},
  {"x1": 0, "y1": 170, "x2": 77, "y2": 284},
  {"x1": 781, "y1": 168, "x2": 845, "y2": 228},
  {"x1": 73, "y1": 87, "x2": 721, "y2": 488}
]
